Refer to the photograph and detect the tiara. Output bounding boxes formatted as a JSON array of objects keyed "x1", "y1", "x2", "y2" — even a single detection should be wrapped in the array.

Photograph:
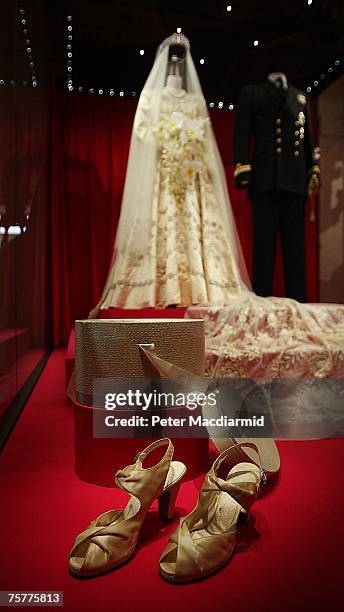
[{"x1": 158, "y1": 32, "x2": 190, "y2": 54}]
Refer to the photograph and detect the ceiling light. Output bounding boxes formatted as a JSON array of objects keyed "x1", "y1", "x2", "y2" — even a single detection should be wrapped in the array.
[
  {"x1": 200, "y1": 58, "x2": 205, "y2": 64},
  {"x1": 253, "y1": 40, "x2": 259, "y2": 47},
  {"x1": 226, "y1": 5, "x2": 232, "y2": 11},
  {"x1": 139, "y1": 49, "x2": 144, "y2": 55}
]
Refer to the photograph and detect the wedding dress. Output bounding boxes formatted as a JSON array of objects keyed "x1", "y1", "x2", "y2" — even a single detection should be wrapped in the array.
[{"x1": 91, "y1": 33, "x2": 249, "y2": 312}]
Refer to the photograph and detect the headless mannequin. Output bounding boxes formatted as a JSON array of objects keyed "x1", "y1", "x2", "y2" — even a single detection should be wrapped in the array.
[
  {"x1": 165, "y1": 52, "x2": 185, "y2": 94},
  {"x1": 268, "y1": 72, "x2": 288, "y2": 90}
]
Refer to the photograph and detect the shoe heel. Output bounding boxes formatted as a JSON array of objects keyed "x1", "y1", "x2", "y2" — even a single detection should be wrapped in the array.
[{"x1": 158, "y1": 480, "x2": 182, "y2": 522}]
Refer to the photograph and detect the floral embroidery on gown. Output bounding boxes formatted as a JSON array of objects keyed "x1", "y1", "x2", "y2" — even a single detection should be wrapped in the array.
[{"x1": 99, "y1": 88, "x2": 243, "y2": 309}]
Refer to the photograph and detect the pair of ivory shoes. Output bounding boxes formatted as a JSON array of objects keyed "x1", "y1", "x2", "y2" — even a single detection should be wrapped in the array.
[{"x1": 69, "y1": 438, "x2": 269, "y2": 583}]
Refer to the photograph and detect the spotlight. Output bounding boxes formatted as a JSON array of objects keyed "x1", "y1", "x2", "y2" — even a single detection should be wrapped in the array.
[
  {"x1": 307, "y1": 0, "x2": 312, "y2": 5},
  {"x1": 89, "y1": 88, "x2": 95, "y2": 94},
  {"x1": 67, "y1": 15, "x2": 72, "y2": 21},
  {"x1": 99, "y1": 89, "x2": 103, "y2": 94},
  {"x1": 68, "y1": 52, "x2": 72, "y2": 58},
  {"x1": 209, "y1": 102, "x2": 215, "y2": 107},
  {"x1": 229, "y1": 103, "x2": 234, "y2": 110},
  {"x1": 33, "y1": 81, "x2": 38, "y2": 87},
  {"x1": 119, "y1": 90, "x2": 124, "y2": 96},
  {"x1": 218, "y1": 101, "x2": 223, "y2": 109},
  {"x1": 226, "y1": 5, "x2": 232, "y2": 11},
  {"x1": 0, "y1": 79, "x2": 4, "y2": 85},
  {"x1": 27, "y1": 47, "x2": 31, "y2": 53},
  {"x1": 200, "y1": 58, "x2": 205, "y2": 64},
  {"x1": 177, "y1": 27, "x2": 182, "y2": 33},
  {"x1": 253, "y1": 40, "x2": 259, "y2": 47},
  {"x1": 67, "y1": 25, "x2": 72, "y2": 31},
  {"x1": 110, "y1": 89, "x2": 114, "y2": 96},
  {"x1": 335, "y1": 60, "x2": 340, "y2": 66},
  {"x1": 313, "y1": 80, "x2": 318, "y2": 86},
  {"x1": 139, "y1": 49, "x2": 144, "y2": 55},
  {"x1": 328, "y1": 67, "x2": 333, "y2": 73},
  {"x1": 307, "y1": 86, "x2": 312, "y2": 92}
]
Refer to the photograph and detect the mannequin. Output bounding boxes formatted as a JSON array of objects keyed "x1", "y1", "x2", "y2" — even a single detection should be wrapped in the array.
[
  {"x1": 166, "y1": 56, "x2": 183, "y2": 91},
  {"x1": 165, "y1": 43, "x2": 186, "y2": 92},
  {"x1": 268, "y1": 72, "x2": 288, "y2": 90}
]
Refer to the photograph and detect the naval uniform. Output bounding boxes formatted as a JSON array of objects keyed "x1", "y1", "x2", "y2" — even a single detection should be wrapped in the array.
[{"x1": 233, "y1": 81, "x2": 320, "y2": 302}]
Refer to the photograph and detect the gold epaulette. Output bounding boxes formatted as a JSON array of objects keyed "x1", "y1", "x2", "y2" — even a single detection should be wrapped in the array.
[
  {"x1": 308, "y1": 164, "x2": 320, "y2": 176},
  {"x1": 234, "y1": 163, "x2": 252, "y2": 178}
]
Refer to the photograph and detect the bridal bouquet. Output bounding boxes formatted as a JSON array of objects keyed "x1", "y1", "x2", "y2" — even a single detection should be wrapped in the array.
[{"x1": 156, "y1": 112, "x2": 208, "y2": 203}]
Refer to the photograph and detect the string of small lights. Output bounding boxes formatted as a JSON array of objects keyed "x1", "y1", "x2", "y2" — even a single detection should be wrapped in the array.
[
  {"x1": 0, "y1": 6, "x2": 38, "y2": 88},
  {"x1": 66, "y1": 15, "x2": 73, "y2": 91},
  {"x1": 306, "y1": 59, "x2": 341, "y2": 93},
  {"x1": 63, "y1": 2, "x2": 342, "y2": 110}
]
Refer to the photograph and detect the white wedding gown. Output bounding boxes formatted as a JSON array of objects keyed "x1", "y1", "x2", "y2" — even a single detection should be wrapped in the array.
[{"x1": 99, "y1": 87, "x2": 244, "y2": 309}]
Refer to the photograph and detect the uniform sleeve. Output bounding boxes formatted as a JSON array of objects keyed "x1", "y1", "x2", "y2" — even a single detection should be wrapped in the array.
[
  {"x1": 304, "y1": 100, "x2": 320, "y2": 194},
  {"x1": 233, "y1": 86, "x2": 253, "y2": 188}
]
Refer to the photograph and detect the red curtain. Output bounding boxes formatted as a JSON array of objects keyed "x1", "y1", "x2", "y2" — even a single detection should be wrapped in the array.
[{"x1": 51, "y1": 93, "x2": 318, "y2": 345}]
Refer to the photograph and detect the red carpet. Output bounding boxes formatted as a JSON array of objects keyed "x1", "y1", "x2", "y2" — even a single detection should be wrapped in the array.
[{"x1": 0, "y1": 349, "x2": 343, "y2": 612}]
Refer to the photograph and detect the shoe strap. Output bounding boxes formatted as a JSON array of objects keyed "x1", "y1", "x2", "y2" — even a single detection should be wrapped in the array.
[
  {"x1": 134, "y1": 438, "x2": 174, "y2": 466},
  {"x1": 213, "y1": 441, "x2": 262, "y2": 474},
  {"x1": 202, "y1": 442, "x2": 263, "y2": 511},
  {"x1": 114, "y1": 438, "x2": 174, "y2": 502}
]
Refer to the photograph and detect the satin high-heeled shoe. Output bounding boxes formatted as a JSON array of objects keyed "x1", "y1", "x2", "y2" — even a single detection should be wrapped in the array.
[
  {"x1": 159, "y1": 441, "x2": 262, "y2": 583},
  {"x1": 69, "y1": 438, "x2": 186, "y2": 577}
]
